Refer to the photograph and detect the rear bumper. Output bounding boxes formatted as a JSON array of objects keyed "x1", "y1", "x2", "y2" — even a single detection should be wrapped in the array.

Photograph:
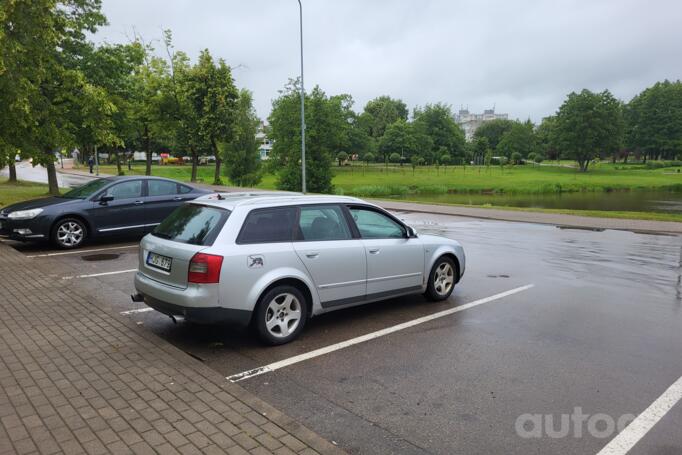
[
  {"x1": 133, "y1": 271, "x2": 252, "y2": 326},
  {"x1": 140, "y1": 293, "x2": 252, "y2": 325}
]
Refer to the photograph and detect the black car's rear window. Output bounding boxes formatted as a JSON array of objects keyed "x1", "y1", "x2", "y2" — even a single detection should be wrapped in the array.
[{"x1": 152, "y1": 204, "x2": 230, "y2": 246}]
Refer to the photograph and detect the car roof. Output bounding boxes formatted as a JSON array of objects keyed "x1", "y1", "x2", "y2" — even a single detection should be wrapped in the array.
[
  {"x1": 193, "y1": 192, "x2": 367, "y2": 210},
  {"x1": 104, "y1": 175, "x2": 189, "y2": 183}
]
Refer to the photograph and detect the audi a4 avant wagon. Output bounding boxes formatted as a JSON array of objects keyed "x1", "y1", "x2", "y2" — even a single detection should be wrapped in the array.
[
  {"x1": 0, "y1": 176, "x2": 209, "y2": 248},
  {"x1": 133, "y1": 193, "x2": 466, "y2": 344}
]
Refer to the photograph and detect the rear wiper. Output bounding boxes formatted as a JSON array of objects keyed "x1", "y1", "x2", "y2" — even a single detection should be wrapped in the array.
[{"x1": 152, "y1": 232, "x2": 171, "y2": 239}]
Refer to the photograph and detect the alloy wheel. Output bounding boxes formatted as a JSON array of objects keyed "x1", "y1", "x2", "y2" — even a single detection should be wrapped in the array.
[
  {"x1": 265, "y1": 293, "x2": 302, "y2": 338},
  {"x1": 434, "y1": 261, "x2": 454, "y2": 296},
  {"x1": 56, "y1": 221, "x2": 84, "y2": 247}
]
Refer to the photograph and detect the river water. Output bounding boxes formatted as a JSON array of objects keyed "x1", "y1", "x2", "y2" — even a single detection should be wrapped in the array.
[{"x1": 390, "y1": 191, "x2": 682, "y2": 214}]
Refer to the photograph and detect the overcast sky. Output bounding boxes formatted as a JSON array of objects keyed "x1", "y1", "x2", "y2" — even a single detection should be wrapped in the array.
[{"x1": 95, "y1": 0, "x2": 682, "y2": 123}]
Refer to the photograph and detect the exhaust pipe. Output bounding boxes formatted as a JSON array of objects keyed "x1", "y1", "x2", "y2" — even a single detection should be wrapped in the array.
[{"x1": 131, "y1": 293, "x2": 144, "y2": 303}]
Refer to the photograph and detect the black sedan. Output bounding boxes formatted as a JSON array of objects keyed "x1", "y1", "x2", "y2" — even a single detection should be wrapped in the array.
[{"x1": 0, "y1": 176, "x2": 210, "y2": 248}]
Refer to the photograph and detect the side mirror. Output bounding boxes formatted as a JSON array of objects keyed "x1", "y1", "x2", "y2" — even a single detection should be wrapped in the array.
[
  {"x1": 99, "y1": 195, "x2": 114, "y2": 205},
  {"x1": 406, "y1": 226, "x2": 418, "y2": 238}
]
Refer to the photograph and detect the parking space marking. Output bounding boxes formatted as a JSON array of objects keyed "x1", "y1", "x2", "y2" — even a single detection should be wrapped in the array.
[
  {"x1": 61, "y1": 269, "x2": 137, "y2": 280},
  {"x1": 596, "y1": 375, "x2": 682, "y2": 455},
  {"x1": 27, "y1": 244, "x2": 138, "y2": 258},
  {"x1": 120, "y1": 307, "x2": 154, "y2": 315},
  {"x1": 227, "y1": 284, "x2": 534, "y2": 383}
]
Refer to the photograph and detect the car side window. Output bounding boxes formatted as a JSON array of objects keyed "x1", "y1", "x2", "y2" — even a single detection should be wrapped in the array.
[
  {"x1": 148, "y1": 180, "x2": 178, "y2": 197},
  {"x1": 298, "y1": 205, "x2": 352, "y2": 241},
  {"x1": 237, "y1": 207, "x2": 297, "y2": 244},
  {"x1": 104, "y1": 180, "x2": 142, "y2": 199},
  {"x1": 179, "y1": 185, "x2": 193, "y2": 194},
  {"x1": 350, "y1": 207, "x2": 405, "y2": 239}
]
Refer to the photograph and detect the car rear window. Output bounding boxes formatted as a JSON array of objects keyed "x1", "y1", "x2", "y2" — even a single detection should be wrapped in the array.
[
  {"x1": 152, "y1": 204, "x2": 230, "y2": 246},
  {"x1": 237, "y1": 207, "x2": 297, "y2": 244}
]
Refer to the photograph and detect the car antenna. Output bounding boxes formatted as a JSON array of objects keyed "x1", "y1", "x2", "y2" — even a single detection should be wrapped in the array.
[{"x1": 216, "y1": 193, "x2": 224, "y2": 200}]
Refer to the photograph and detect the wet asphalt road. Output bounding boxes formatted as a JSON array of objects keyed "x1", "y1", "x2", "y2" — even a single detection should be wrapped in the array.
[
  {"x1": 1, "y1": 161, "x2": 94, "y2": 188},
  {"x1": 4, "y1": 212, "x2": 682, "y2": 454}
]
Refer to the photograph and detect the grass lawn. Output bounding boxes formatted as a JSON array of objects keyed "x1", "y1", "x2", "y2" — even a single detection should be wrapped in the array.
[
  {"x1": 331, "y1": 162, "x2": 682, "y2": 196},
  {"x1": 0, "y1": 179, "x2": 59, "y2": 208}
]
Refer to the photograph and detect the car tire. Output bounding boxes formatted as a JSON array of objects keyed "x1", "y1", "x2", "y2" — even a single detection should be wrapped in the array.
[
  {"x1": 425, "y1": 256, "x2": 457, "y2": 301},
  {"x1": 254, "y1": 285, "x2": 308, "y2": 345},
  {"x1": 52, "y1": 218, "x2": 87, "y2": 249}
]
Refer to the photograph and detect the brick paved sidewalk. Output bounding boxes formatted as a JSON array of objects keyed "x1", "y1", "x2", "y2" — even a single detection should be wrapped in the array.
[{"x1": 0, "y1": 243, "x2": 345, "y2": 455}]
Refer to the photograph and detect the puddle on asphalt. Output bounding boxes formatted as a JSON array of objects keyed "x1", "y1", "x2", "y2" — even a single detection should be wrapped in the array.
[{"x1": 81, "y1": 253, "x2": 121, "y2": 261}]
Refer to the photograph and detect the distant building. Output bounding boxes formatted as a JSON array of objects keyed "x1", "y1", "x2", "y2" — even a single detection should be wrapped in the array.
[
  {"x1": 454, "y1": 107, "x2": 509, "y2": 141},
  {"x1": 256, "y1": 124, "x2": 272, "y2": 160}
]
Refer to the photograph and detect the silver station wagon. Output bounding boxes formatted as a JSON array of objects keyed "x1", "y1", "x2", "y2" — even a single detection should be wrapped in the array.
[{"x1": 133, "y1": 194, "x2": 465, "y2": 345}]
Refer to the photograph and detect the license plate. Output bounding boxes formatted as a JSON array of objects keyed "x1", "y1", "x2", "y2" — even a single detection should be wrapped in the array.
[{"x1": 146, "y1": 252, "x2": 172, "y2": 271}]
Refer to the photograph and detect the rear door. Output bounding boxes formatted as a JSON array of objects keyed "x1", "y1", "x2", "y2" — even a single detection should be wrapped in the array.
[
  {"x1": 292, "y1": 204, "x2": 366, "y2": 307},
  {"x1": 348, "y1": 205, "x2": 424, "y2": 297},
  {"x1": 89, "y1": 179, "x2": 147, "y2": 236},
  {"x1": 144, "y1": 179, "x2": 185, "y2": 231},
  {"x1": 139, "y1": 204, "x2": 230, "y2": 289}
]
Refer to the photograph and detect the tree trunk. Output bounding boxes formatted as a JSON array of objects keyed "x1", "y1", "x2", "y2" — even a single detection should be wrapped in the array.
[
  {"x1": 45, "y1": 151, "x2": 59, "y2": 195},
  {"x1": 212, "y1": 140, "x2": 222, "y2": 185},
  {"x1": 191, "y1": 150, "x2": 198, "y2": 182},
  {"x1": 115, "y1": 149, "x2": 123, "y2": 176},
  {"x1": 144, "y1": 124, "x2": 152, "y2": 176},
  {"x1": 8, "y1": 162, "x2": 17, "y2": 183}
]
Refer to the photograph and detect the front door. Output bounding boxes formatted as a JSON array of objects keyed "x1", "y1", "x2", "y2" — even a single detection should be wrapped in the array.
[
  {"x1": 89, "y1": 179, "x2": 147, "y2": 236},
  {"x1": 348, "y1": 206, "x2": 424, "y2": 297},
  {"x1": 293, "y1": 204, "x2": 367, "y2": 308}
]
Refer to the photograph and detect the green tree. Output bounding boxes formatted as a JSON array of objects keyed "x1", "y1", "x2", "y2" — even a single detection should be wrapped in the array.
[
  {"x1": 184, "y1": 49, "x2": 238, "y2": 184},
  {"x1": 0, "y1": 0, "x2": 108, "y2": 195},
  {"x1": 358, "y1": 95, "x2": 408, "y2": 140},
  {"x1": 378, "y1": 119, "x2": 418, "y2": 163},
  {"x1": 269, "y1": 81, "x2": 347, "y2": 193},
  {"x1": 389, "y1": 152, "x2": 401, "y2": 164},
  {"x1": 336, "y1": 151, "x2": 348, "y2": 166},
  {"x1": 473, "y1": 118, "x2": 515, "y2": 150},
  {"x1": 412, "y1": 103, "x2": 466, "y2": 164},
  {"x1": 222, "y1": 89, "x2": 261, "y2": 187},
  {"x1": 626, "y1": 80, "x2": 682, "y2": 161},
  {"x1": 496, "y1": 121, "x2": 536, "y2": 160},
  {"x1": 78, "y1": 42, "x2": 145, "y2": 175},
  {"x1": 536, "y1": 116, "x2": 559, "y2": 162},
  {"x1": 472, "y1": 136, "x2": 489, "y2": 165},
  {"x1": 555, "y1": 89, "x2": 624, "y2": 171},
  {"x1": 363, "y1": 152, "x2": 375, "y2": 164}
]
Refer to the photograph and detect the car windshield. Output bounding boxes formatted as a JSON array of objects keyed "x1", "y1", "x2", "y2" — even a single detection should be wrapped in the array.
[
  {"x1": 152, "y1": 204, "x2": 230, "y2": 246},
  {"x1": 61, "y1": 179, "x2": 112, "y2": 199}
]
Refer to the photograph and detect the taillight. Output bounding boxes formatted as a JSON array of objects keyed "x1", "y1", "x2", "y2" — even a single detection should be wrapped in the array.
[{"x1": 188, "y1": 253, "x2": 223, "y2": 284}]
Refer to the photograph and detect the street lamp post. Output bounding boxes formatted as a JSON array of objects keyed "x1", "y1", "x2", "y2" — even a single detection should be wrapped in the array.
[{"x1": 297, "y1": 0, "x2": 306, "y2": 193}]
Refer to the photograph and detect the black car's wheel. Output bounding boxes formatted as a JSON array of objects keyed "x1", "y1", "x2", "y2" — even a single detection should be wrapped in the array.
[
  {"x1": 425, "y1": 256, "x2": 457, "y2": 301},
  {"x1": 52, "y1": 218, "x2": 87, "y2": 249},
  {"x1": 254, "y1": 285, "x2": 308, "y2": 345}
]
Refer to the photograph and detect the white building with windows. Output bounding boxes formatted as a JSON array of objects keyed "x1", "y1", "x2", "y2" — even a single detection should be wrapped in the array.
[
  {"x1": 455, "y1": 107, "x2": 509, "y2": 141},
  {"x1": 256, "y1": 125, "x2": 272, "y2": 160}
]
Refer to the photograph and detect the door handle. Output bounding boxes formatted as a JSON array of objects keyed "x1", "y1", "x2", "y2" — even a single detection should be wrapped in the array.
[
  {"x1": 368, "y1": 248, "x2": 380, "y2": 254},
  {"x1": 134, "y1": 201, "x2": 144, "y2": 205},
  {"x1": 305, "y1": 252, "x2": 319, "y2": 259},
  {"x1": 173, "y1": 196, "x2": 183, "y2": 201}
]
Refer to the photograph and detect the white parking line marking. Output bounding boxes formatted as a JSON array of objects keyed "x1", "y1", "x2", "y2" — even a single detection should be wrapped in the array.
[
  {"x1": 27, "y1": 244, "x2": 138, "y2": 258},
  {"x1": 61, "y1": 269, "x2": 137, "y2": 280},
  {"x1": 120, "y1": 307, "x2": 154, "y2": 315},
  {"x1": 227, "y1": 284, "x2": 534, "y2": 383},
  {"x1": 596, "y1": 375, "x2": 682, "y2": 455}
]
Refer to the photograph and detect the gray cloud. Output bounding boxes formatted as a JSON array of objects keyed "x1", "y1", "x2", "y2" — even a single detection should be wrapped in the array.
[{"x1": 95, "y1": 0, "x2": 682, "y2": 123}]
